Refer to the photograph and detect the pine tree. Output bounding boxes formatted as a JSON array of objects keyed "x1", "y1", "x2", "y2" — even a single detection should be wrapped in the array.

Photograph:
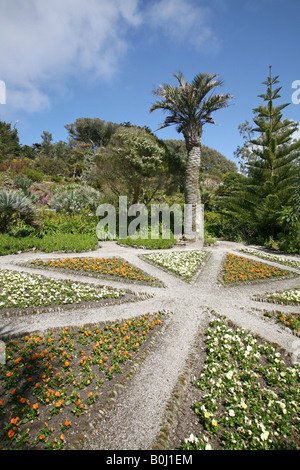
[{"x1": 222, "y1": 66, "x2": 300, "y2": 243}]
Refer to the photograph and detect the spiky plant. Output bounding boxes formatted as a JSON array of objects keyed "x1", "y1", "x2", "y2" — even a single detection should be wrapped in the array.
[{"x1": 0, "y1": 189, "x2": 36, "y2": 232}]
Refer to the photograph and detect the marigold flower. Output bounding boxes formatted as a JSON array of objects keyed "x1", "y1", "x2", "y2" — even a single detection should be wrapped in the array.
[{"x1": 8, "y1": 430, "x2": 14, "y2": 438}]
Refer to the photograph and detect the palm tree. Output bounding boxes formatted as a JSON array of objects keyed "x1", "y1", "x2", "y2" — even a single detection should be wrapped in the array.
[{"x1": 150, "y1": 71, "x2": 233, "y2": 239}]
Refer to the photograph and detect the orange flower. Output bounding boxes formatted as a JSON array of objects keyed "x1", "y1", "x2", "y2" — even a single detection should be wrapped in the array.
[
  {"x1": 10, "y1": 417, "x2": 19, "y2": 425},
  {"x1": 8, "y1": 430, "x2": 14, "y2": 439},
  {"x1": 64, "y1": 361, "x2": 70, "y2": 367},
  {"x1": 32, "y1": 403, "x2": 39, "y2": 410}
]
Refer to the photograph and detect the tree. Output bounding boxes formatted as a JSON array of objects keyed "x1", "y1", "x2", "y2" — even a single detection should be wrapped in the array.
[
  {"x1": 222, "y1": 66, "x2": 300, "y2": 244},
  {"x1": 95, "y1": 126, "x2": 167, "y2": 205},
  {"x1": 0, "y1": 121, "x2": 21, "y2": 162},
  {"x1": 65, "y1": 118, "x2": 120, "y2": 150},
  {"x1": 150, "y1": 71, "x2": 233, "y2": 240}
]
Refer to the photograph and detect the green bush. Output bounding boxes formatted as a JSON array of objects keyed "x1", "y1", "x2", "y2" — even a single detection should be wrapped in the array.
[
  {"x1": 49, "y1": 185, "x2": 101, "y2": 214},
  {"x1": 118, "y1": 236, "x2": 176, "y2": 249},
  {"x1": 40, "y1": 209, "x2": 98, "y2": 235},
  {"x1": 0, "y1": 189, "x2": 37, "y2": 233},
  {"x1": 0, "y1": 233, "x2": 98, "y2": 255}
]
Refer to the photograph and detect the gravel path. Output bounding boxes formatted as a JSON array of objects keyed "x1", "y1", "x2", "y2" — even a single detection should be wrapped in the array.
[{"x1": 0, "y1": 240, "x2": 299, "y2": 450}]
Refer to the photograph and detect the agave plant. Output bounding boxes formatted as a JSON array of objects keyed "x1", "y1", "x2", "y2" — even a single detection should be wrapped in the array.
[{"x1": 0, "y1": 189, "x2": 36, "y2": 232}]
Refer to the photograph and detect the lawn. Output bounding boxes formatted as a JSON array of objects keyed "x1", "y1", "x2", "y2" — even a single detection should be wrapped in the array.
[
  {"x1": 220, "y1": 253, "x2": 294, "y2": 285},
  {"x1": 0, "y1": 312, "x2": 165, "y2": 450}
]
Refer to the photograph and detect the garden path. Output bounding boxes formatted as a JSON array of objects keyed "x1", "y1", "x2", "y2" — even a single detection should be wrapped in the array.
[{"x1": 0, "y1": 240, "x2": 299, "y2": 450}]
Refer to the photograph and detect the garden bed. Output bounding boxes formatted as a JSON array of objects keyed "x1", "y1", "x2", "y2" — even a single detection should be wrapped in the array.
[
  {"x1": 0, "y1": 312, "x2": 167, "y2": 450},
  {"x1": 143, "y1": 250, "x2": 209, "y2": 282},
  {"x1": 155, "y1": 314, "x2": 300, "y2": 450},
  {"x1": 219, "y1": 253, "x2": 298, "y2": 286},
  {"x1": 21, "y1": 256, "x2": 163, "y2": 287},
  {"x1": 253, "y1": 288, "x2": 300, "y2": 306}
]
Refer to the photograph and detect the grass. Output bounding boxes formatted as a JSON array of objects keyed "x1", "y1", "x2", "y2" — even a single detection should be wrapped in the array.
[
  {"x1": 181, "y1": 319, "x2": 300, "y2": 450},
  {"x1": 0, "y1": 233, "x2": 98, "y2": 255},
  {"x1": 220, "y1": 253, "x2": 293, "y2": 285},
  {"x1": 0, "y1": 312, "x2": 165, "y2": 450},
  {"x1": 28, "y1": 256, "x2": 160, "y2": 285}
]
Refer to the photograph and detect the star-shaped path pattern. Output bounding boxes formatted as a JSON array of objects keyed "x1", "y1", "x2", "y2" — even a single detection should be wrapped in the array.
[{"x1": 0, "y1": 240, "x2": 299, "y2": 450}]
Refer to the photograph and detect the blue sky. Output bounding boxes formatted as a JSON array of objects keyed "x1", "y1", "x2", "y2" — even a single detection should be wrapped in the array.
[{"x1": 0, "y1": 0, "x2": 299, "y2": 166}]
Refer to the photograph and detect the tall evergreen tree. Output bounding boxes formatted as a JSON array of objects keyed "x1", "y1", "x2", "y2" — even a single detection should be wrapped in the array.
[{"x1": 223, "y1": 66, "x2": 300, "y2": 242}]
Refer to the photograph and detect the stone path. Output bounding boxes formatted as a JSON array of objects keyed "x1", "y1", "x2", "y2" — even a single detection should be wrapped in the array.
[{"x1": 0, "y1": 240, "x2": 299, "y2": 450}]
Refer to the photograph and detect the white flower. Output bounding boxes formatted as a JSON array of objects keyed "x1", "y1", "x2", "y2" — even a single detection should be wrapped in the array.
[
  {"x1": 184, "y1": 433, "x2": 198, "y2": 444},
  {"x1": 228, "y1": 409, "x2": 235, "y2": 417},
  {"x1": 260, "y1": 430, "x2": 269, "y2": 441}
]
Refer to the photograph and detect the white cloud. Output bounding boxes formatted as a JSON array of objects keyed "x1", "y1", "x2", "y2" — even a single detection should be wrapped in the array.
[
  {"x1": 0, "y1": 0, "x2": 141, "y2": 112},
  {"x1": 0, "y1": 0, "x2": 219, "y2": 113},
  {"x1": 145, "y1": 0, "x2": 220, "y2": 50}
]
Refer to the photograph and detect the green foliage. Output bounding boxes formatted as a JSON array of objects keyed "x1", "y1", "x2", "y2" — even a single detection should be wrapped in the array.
[
  {"x1": 95, "y1": 126, "x2": 168, "y2": 205},
  {"x1": 40, "y1": 208, "x2": 98, "y2": 235},
  {"x1": 0, "y1": 233, "x2": 98, "y2": 255},
  {"x1": 49, "y1": 185, "x2": 101, "y2": 214},
  {"x1": 0, "y1": 121, "x2": 21, "y2": 161},
  {"x1": 221, "y1": 67, "x2": 300, "y2": 249},
  {"x1": 118, "y1": 236, "x2": 176, "y2": 250},
  {"x1": 0, "y1": 189, "x2": 37, "y2": 233},
  {"x1": 65, "y1": 117, "x2": 120, "y2": 149}
]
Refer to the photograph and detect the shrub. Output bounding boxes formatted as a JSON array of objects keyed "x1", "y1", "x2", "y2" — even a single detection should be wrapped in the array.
[
  {"x1": 0, "y1": 189, "x2": 36, "y2": 233},
  {"x1": 49, "y1": 185, "x2": 101, "y2": 214}
]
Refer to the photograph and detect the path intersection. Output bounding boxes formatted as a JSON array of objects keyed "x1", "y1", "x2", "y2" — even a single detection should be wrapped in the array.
[{"x1": 0, "y1": 240, "x2": 299, "y2": 449}]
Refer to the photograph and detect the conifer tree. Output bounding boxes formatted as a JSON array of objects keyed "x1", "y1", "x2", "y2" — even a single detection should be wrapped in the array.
[{"x1": 223, "y1": 66, "x2": 300, "y2": 242}]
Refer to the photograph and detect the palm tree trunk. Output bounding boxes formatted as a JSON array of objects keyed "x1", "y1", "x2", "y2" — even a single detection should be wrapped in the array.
[{"x1": 184, "y1": 134, "x2": 203, "y2": 240}]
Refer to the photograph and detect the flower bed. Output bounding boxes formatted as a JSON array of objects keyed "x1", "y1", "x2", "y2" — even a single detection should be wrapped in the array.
[
  {"x1": 28, "y1": 257, "x2": 160, "y2": 285},
  {"x1": 240, "y1": 248, "x2": 300, "y2": 269},
  {"x1": 220, "y1": 253, "x2": 293, "y2": 285},
  {"x1": 0, "y1": 269, "x2": 124, "y2": 311},
  {"x1": 256, "y1": 288, "x2": 300, "y2": 306},
  {"x1": 263, "y1": 311, "x2": 300, "y2": 334},
  {"x1": 181, "y1": 319, "x2": 300, "y2": 450},
  {"x1": 144, "y1": 250, "x2": 207, "y2": 280},
  {"x1": 0, "y1": 312, "x2": 165, "y2": 449}
]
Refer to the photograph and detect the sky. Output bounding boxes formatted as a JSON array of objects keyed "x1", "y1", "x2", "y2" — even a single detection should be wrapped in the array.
[{"x1": 0, "y1": 0, "x2": 300, "y2": 166}]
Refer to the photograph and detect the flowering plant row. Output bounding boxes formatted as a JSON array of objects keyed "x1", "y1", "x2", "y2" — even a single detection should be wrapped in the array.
[
  {"x1": 264, "y1": 288, "x2": 300, "y2": 305},
  {"x1": 0, "y1": 269, "x2": 123, "y2": 310},
  {"x1": 29, "y1": 257, "x2": 158, "y2": 285},
  {"x1": 0, "y1": 312, "x2": 164, "y2": 449},
  {"x1": 144, "y1": 250, "x2": 207, "y2": 280},
  {"x1": 263, "y1": 311, "x2": 300, "y2": 333},
  {"x1": 240, "y1": 248, "x2": 300, "y2": 269},
  {"x1": 220, "y1": 253, "x2": 293, "y2": 284},
  {"x1": 181, "y1": 319, "x2": 300, "y2": 450}
]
